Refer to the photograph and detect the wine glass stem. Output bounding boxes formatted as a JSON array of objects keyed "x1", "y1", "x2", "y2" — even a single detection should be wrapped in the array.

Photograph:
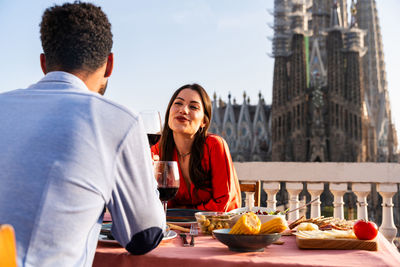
[{"x1": 163, "y1": 201, "x2": 168, "y2": 215}]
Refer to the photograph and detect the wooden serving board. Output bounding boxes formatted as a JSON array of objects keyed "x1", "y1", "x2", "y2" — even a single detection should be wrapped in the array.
[{"x1": 296, "y1": 236, "x2": 378, "y2": 251}]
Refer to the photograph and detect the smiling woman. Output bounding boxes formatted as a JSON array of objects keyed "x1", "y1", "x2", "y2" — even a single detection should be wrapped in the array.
[{"x1": 151, "y1": 83, "x2": 241, "y2": 212}]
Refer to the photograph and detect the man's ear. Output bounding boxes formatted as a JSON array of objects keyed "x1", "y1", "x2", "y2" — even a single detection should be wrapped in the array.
[
  {"x1": 104, "y1": 53, "x2": 114, "y2": 78},
  {"x1": 40, "y1": 53, "x2": 47, "y2": 74}
]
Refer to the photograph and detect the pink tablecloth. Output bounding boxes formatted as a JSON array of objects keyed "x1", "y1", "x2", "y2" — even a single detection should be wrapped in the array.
[{"x1": 93, "y1": 233, "x2": 400, "y2": 267}]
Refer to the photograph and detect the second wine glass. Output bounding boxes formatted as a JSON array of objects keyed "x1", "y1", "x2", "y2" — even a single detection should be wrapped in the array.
[
  {"x1": 153, "y1": 161, "x2": 180, "y2": 215},
  {"x1": 139, "y1": 110, "x2": 162, "y2": 146}
]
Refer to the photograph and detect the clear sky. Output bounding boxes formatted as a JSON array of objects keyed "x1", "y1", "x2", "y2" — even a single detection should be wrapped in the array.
[{"x1": 0, "y1": 0, "x2": 399, "y2": 145}]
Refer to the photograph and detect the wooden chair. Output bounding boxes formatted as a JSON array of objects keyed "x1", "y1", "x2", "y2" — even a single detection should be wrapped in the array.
[
  {"x1": 0, "y1": 224, "x2": 17, "y2": 267},
  {"x1": 240, "y1": 180, "x2": 261, "y2": 208}
]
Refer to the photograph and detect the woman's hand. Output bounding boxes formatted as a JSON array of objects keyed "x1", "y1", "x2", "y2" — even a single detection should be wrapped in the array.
[{"x1": 152, "y1": 152, "x2": 160, "y2": 162}]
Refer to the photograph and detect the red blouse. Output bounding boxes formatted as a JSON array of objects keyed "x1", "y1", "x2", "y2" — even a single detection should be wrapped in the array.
[{"x1": 151, "y1": 134, "x2": 241, "y2": 212}]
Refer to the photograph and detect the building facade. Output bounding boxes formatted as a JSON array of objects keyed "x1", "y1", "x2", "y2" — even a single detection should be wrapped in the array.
[
  {"x1": 209, "y1": 93, "x2": 272, "y2": 162},
  {"x1": 210, "y1": 0, "x2": 397, "y2": 163}
]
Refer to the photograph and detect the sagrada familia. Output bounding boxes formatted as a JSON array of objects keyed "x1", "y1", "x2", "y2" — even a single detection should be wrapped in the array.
[{"x1": 210, "y1": 0, "x2": 398, "y2": 163}]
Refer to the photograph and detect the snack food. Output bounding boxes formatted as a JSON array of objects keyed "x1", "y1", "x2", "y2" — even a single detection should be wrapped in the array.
[
  {"x1": 167, "y1": 223, "x2": 190, "y2": 233},
  {"x1": 294, "y1": 229, "x2": 356, "y2": 239},
  {"x1": 260, "y1": 216, "x2": 288, "y2": 234},
  {"x1": 195, "y1": 212, "x2": 235, "y2": 234},
  {"x1": 297, "y1": 222, "x2": 319, "y2": 231},
  {"x1": 289, "y1": 215, "x2": 354, "y2": 231},
  {"x1": 229, "y1": 212, "x2": 261, "y2": 235}
]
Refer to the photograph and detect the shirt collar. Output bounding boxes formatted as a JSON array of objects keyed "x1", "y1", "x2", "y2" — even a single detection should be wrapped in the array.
[{"x1": 31, "y1": 71, "x2": 90, "y2": 92}]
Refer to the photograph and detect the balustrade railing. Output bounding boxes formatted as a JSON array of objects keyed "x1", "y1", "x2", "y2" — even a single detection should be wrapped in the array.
[{"x1": 234, "y1": 162, "x2": 400, "y2": 244}]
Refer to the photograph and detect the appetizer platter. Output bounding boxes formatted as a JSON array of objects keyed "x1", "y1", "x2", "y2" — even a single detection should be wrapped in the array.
[{"x1": 291, "y1": 217, "x2": 379, "y2": 251}]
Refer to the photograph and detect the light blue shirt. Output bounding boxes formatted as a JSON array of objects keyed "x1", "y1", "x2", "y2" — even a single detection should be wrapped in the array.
[{"x1": 0, "y1": 72, "x2": 166, "y2": 267}]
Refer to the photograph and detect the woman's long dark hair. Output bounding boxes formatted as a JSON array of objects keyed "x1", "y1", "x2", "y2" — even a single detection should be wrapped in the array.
[{"x1": 159, "y1": 83, "x2": 212, "y2": 189}]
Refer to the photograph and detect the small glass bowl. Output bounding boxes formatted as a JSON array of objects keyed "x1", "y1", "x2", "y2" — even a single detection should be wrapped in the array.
[{"x1": 195, "y1": 212, "x2": 238, "y2": 235}]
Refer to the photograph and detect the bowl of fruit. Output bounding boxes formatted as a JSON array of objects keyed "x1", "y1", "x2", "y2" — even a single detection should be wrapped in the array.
[{"x1": 213, "y1": 212, "x2": 287, "y2": 252}]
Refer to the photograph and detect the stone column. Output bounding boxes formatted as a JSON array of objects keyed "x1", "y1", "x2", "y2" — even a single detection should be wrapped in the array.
[
  {"x1": 263, "y1": 182, "x2": 280, "y2": 211},
  {"x1": 299, "y1": 196, "x2": 307, "y2": 218},
  {"x1": 377, "y1": 183, "x2": 398, "y2": 244},
  {"x1": 307, "y1": 183, "x2": 324, "y2": 218},
  {"x1": 244, "y1": 192, "x2": 255, "y2": 210},
  {"x1": 329, "y1": 183, "x2": 347, "y2": 219},
  {"x1": 353, "y1": 183, "x2": 371, "y2": 220},
  {"x1": 286, "y1": 182, "x2": 303, "y2": 222}
]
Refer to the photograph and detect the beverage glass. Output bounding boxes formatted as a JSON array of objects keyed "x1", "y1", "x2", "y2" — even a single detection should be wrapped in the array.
[
  {"x1": 154, "y1": 161, "x2": 180, "y2": 214},
  {"x1": 139, "y1": 110, "x2": 162, "y2": 146}
]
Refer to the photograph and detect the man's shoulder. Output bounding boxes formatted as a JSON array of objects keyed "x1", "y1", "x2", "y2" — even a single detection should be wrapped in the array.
[
  {"x1": 2, "y1": 84, "x2": 139, "y2": 123},
  {"x1": 0, "y1": 88, "x2": 25, "y2": 96},
  {"x1": 89, "y1": 94, "x2": 139, "y2": 121}
]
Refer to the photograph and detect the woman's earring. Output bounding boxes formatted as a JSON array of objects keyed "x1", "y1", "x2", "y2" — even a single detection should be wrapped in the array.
[{"x1": 199, "y1": 127, "x2": 204, "y2": 134}]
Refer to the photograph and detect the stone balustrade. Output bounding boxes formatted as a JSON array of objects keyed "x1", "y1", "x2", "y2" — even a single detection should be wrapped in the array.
[{"x1": 234, "y1": 162, "x2": 400, "y2": 245}]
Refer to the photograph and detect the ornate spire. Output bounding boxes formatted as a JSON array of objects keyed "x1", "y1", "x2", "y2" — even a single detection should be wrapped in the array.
[
  {"x1": 270, "y1": 0, "x2": 291, "y2": 57},
  {"x1": 330, "y1": 0, "x2": 343, "y2": 28},
  {"x1": 350, "y1": 0, "x2": 357, "y2": 28},
  {"x1": 309, "y1": 38, "x2": 327, "y2": 86},
  {"x1": 343, "y1": 0, "x2": 366, "y2": 54}
]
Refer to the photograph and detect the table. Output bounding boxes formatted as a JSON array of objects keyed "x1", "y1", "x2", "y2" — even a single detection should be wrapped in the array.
[{"x1": 93, "y1": 232, "x2": 400, "y2": 267}]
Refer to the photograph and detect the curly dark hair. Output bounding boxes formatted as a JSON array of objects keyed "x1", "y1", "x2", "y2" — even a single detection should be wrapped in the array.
[{"x1": 40, "y1": 1, "x2": 113, "y2": 73}]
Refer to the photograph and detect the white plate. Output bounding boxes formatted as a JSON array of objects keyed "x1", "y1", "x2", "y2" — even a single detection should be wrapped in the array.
[
  {"x1": 163, "y1": 230, "x2": 177, "y2": 240},
  {"x1": 98, "y1": 234, "x2": 119, "y2": 244},
  {"x1": 99, "y1": 230, "x2": 177, "y2": 244}
]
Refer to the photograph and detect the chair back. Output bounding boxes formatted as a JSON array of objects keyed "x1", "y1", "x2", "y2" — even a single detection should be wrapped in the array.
[
  {"x1": 0, "y1": 224, "x2": 17, "y2": 267},
  {"x1": 239, "y1": 180, "x2": 261, "y2": 208}
]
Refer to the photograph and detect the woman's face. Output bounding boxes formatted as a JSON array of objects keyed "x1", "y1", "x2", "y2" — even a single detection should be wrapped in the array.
[{"x1": 168, "y1": 88, "x2": 206, "y2": 138}]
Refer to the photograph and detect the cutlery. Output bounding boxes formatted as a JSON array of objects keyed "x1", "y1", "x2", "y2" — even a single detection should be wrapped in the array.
[
  {"x1": 285, "y1": 197, "x2": 320, "y2": 214},
  {"x1": 180, "y1": 233, "x2": 189, "y2": 246},
  {"x1": 189, "y1": 224, "x2": 198, "y2": 247}
]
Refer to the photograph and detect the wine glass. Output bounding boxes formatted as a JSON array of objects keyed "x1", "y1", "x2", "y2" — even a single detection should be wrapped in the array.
[
  {"x1": 154, "y1": 161, "x2": 180, "y2": 215},
  {"x1": 139, "y1": 110, "x2": 162, "y2": 146}
]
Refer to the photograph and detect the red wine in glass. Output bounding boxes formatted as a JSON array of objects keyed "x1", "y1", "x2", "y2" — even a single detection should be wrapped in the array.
[
  {"x1": 140, "y1": 110, "x2": 162, "y2": 147},
  {"x1": 158, "y1": 187, "x2": 178, "y2": 201},
  {"x1": 147, "y1": 133, "x2": 161, "y2": 146},
  {"x1": 154, "y1": 161, "x2": 180, "y2": 215}
]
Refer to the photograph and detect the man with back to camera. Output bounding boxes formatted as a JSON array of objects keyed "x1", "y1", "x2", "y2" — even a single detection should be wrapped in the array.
[{"x1": 0, "y1": 2, "x2": 166, "y2": 266}]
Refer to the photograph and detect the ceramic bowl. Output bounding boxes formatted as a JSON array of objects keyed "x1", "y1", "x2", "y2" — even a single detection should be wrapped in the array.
[{"x1": 213, "y1": 228, "x2": 281, "y2": 252}]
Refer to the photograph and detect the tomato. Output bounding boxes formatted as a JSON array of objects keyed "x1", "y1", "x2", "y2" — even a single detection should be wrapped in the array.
[{"x1": 353, "y1": 220, "x2": 378, "y2": 240}]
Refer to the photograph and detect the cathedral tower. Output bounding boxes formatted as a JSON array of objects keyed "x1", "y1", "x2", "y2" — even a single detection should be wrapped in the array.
[
  {"x1": 270, "y1": 0, "x2": 391, "y2": 162},
  {"x1": 356, "y1": 0, "x2": 397, "y2": 161}
]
